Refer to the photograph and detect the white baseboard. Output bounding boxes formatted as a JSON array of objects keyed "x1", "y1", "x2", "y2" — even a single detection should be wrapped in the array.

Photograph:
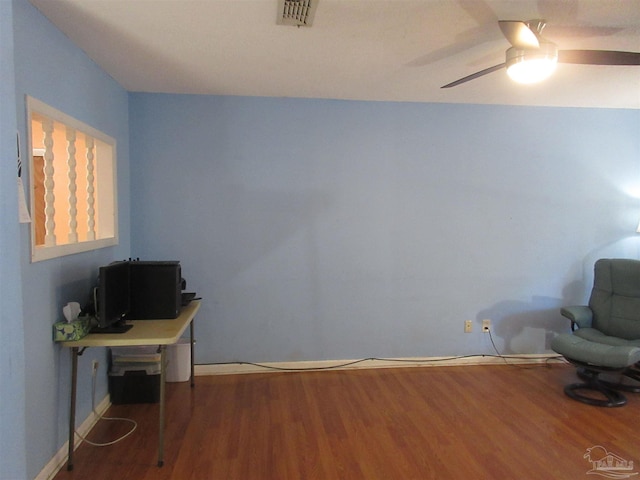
[
  {"x1": 195, "y1": 353, "x2": 563, "y2": 376},
  {"x1": 35, "y1": 394, "x2": 111, "y2": 480}
]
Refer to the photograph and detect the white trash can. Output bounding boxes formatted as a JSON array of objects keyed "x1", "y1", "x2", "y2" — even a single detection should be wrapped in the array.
[{"x1": 166, "y1": 339, "x2": 191, "y2": 382}]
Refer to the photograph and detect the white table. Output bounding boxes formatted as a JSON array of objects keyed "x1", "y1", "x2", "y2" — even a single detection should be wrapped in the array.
[{"x1": 61, "y1": 300, "x2": 201, "y2": 470}]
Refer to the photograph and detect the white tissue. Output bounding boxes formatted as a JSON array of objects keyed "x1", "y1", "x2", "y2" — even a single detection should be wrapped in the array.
[{"x1": 63, "y1": 302, "x2": 81, "y2": 323}]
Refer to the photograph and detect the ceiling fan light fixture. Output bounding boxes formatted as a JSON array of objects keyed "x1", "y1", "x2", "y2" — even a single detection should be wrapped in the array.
[{"x1": 506, "y1": 42, "x2": 558, "y2": 84}]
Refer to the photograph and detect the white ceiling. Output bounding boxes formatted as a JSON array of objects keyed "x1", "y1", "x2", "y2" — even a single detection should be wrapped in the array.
[{"x1": 29, "y1": 0, "x2": 640, "y2": 109}]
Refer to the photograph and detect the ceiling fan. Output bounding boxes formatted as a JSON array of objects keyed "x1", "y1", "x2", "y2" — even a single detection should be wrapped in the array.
[{"x1": 442, "y1": 19, "x2": 640, "y2": 88}]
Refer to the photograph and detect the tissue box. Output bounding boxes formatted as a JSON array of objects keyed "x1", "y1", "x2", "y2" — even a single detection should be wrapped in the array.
[{"x1": 53, "y1": 316, "x2": 92, "y2": 342}]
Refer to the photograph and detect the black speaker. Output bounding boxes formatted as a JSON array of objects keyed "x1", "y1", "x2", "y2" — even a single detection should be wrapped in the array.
[{"x1": 126, "y1": 261, "x2": 182, "y2": 319}]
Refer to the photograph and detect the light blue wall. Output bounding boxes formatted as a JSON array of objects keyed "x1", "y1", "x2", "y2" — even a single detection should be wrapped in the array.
[
  {"x1": 130, "y1": 94, "x2": 640, "y2": 364},
  {"x1": 11, "y1": 0, "x2": 130, "y2": 478},
  {"x1": 1, "y1": 1, "x2": 27, "y2": 478},
  {"x1": 5, "y1": 0, "x2": 640, "y2": 476}
]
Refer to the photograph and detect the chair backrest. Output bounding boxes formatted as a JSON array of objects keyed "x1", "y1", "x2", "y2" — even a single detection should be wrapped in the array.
[{"x1": 589, "y1": 258, "x2": 640, "y2": 340}]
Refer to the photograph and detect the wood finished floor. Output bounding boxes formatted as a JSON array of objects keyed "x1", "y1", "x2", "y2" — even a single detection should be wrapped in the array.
[{"x1": 54, "y1": 363, "x2": 640, "y2": 480}]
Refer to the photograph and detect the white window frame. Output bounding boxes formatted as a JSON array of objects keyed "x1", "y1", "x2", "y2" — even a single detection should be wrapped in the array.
[{"x1": 26, "y1": 96, "x2": 119, "y2": 262}]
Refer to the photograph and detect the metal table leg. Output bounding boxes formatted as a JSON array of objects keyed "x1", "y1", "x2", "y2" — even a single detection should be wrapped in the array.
[
  {"x1": 158, "y1": 345, "x2": 166, "y2": 467},
  {"x1": 67, "y1": 347, "x2": 79, "y2": 471},
  {"x1": 190, "y1": 321, "x2": 195, "y2": 388}
]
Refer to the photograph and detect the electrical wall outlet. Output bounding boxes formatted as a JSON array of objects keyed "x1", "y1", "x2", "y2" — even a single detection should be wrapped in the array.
[
  {"x1": 464, "y1": 320, "x2": 472, "y2": 333},
  {"x1": 92, "y1": 360, "x2": 99, "y2": 376},
  {"x1": 482, "y1": 319, "x2": 491, "y2": 333}
]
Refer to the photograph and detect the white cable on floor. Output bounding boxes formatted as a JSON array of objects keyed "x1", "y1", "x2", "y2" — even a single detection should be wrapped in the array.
[{"x1": 75, "y1": 365, "x2": 137, "y2": 447}]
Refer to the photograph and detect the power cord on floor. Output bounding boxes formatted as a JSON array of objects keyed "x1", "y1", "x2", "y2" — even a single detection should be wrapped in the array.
[
  {"x1": 487, "y1": 329, "x2": 568, "y2": 369},
  {"x1": 203, "y1": 349, "x2": 566, "y2": 373},
  {"x1": 74, "y1": 364, "x2": 137, "y2": 447}
]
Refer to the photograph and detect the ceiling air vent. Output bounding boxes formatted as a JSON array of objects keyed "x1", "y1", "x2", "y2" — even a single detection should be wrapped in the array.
[{"x1": 277, "y1": 0, "x2": 318, "y2": 27}]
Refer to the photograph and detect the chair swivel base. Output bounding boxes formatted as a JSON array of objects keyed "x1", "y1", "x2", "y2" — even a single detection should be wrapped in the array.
[
  {"x1": 564, "y1": 382, "x2": 627, "y2": 407},
  {"x1": 577, "y1": 366, "x2": 640, "y2": 393},
  {"x1": 564, "y1": 362, "x2": 628, "y2": 407},
  {"x1": 621, "y1": 364, "x2": 640, "y2": 390}
]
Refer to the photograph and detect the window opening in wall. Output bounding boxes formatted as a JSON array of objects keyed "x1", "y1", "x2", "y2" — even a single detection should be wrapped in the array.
[{"x1": 27, "y1": 96, "x2": 118, "y2": 262}]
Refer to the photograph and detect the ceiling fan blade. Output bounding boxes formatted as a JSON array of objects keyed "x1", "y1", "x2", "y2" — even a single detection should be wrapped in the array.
[
  {"x1": 407, "y1": 0, "x2": 499, "y2": 67},
  {"x1": 406, "y1": 24, "x2": 498, "y2": 67},
  {"x1": 544, "y1": 25, "x2": 624, "y2": 40},
  {"x1": 498, "y1": 20, "x2": 540, "y2": 49},
  {"x1": 441, "y1": 63, "x2": 506, "y2": 88},
  {"x1": 558, "y1": 50, "x2": 640, "y2": 65}
]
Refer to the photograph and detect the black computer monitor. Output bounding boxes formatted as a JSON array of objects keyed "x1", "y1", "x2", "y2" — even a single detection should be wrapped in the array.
[{"x1": 92, "y1": 261, "x2": 132, "y2": 333}]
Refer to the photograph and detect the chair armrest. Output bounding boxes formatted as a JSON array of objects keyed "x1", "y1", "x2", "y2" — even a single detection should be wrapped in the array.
[{"x1": 560, "y1": 306, "x2": 593, "y2": 330}]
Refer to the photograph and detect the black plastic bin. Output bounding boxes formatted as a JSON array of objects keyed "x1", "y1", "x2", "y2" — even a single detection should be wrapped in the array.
[{"x1": 109, "y1": 363, "x2": 160, "y2": 404}]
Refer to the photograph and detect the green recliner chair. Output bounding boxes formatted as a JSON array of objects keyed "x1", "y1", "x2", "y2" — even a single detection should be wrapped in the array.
[{"x1": 551, "y1": 258, "x2": 640, "y2": 407}]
